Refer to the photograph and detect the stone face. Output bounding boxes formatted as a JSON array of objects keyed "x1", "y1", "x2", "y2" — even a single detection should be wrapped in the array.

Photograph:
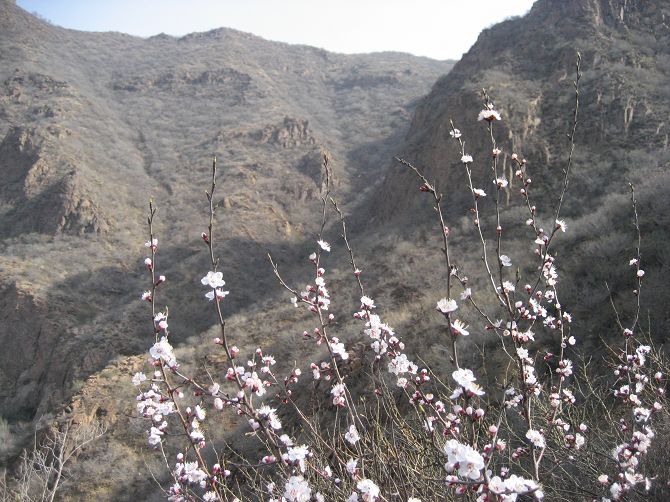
[
  {"x1": 0, "y1": 282, "x2": 50, "y2": 421},
  {"x1": 254, "y1": 117, "x2": 315, "y2": 148},
  {"x1": 0, "y1": 126, "x2": 109, "y2": 236},
  {"x1": 373, "y1": 0, "x2": 670, "y2": 222}
]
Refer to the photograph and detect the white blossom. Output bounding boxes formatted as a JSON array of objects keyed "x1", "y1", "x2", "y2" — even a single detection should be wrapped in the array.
[
  {"x1": 452, "y1": 368, "x2": 484, "y2": 397},
  {"x1": 150, "y1": 337, "x2": 177, "y2": 367},
  {"x1": 526, "y1": 429, "x2": 545, "y2": 448},
  {"x1": 205, "y1": 288, "x2": 229, "y2": 301},
  {"x1": 360, "y1": 296, "x2": 376, "y2": 309},
  {"x1": 132, "y1": 372, "x2": 147, "y2": 386},
  {"x1": 148, "y1": 426, "x2": 164, "y2": 446},
  {"x1": 443, "y1": 439, "x2": 485, "y2": 480},
  {"x1": 345, "y1": 424, "x2": 360, "y2": 445},
  {"x1": 451, "y1": 319, "x2": 470, "y2": 336},
  {"x1": 330, "y1": 339, "x2": 349, "y2": 360},
  {"x1": 357, "y1": 479, "x2": 380, "y2": 501},
  {"x1": 478, "y1": 108, "x2": 502, "y2": 122},
  {"x1": 283, "y1": 445, "x2": 310, "y2": 473},
  {"x1": 284, "y1": 476, "x2": 311, "y2": 502},
  {"x1": 201, "y1": 271, "x2": 225, "y2": 289},
  {"x1": 436, "y1": 298, "x2": 458, "y2": 314}
]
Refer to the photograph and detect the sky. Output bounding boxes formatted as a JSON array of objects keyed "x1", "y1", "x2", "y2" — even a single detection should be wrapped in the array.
[{"x1": 16, "y1": 0, "x2": 537, "y2": 61}]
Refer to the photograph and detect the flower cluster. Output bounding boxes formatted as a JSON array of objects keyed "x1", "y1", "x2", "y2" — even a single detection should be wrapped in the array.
[
  {"x1": 129, "y1": 82, "x2": 666, "y2": 502},
  {"x1": 443, "y1": 439, "x2": 485, "y2": 481},
  {"x1": 488, "y1": 474, "x2": 541, "y2": 501},
  {"x1": 451, "y1": 368, "x2": 484, "y2": 398},
  {"x1": 201, "y1": 271, "x2": 229, "y2": 301},
  {"x1": 601, "y1": 264, "x2": 663, "y2": 500}
]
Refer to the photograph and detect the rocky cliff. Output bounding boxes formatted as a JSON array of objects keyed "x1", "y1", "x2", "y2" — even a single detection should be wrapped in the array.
[
  {"x1": 369, "y1": 0, "x2": 670, "y2": 349},
  {"x1": 375, "y1": 0, "x2": 669, "y2": 220}
]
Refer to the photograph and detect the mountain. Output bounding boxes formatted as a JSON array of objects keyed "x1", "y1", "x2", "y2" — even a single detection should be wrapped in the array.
[
  {"x1": 0, "y1": 0, "x2": 452, "y2": 460},
  {"x1": 3, "y1": 0, "x2": 670, "y2": 499},
  {"x1": 371, "y1": 0, "x2": 670, "y2": 349}
]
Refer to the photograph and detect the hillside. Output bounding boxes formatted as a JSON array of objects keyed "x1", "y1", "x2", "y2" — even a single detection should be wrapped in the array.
[
  {"x1": 370, "y1": 0, "x2": 670, "y2": 352},
  {"x1": 3, "y1": 0, "x2": 670, "y2": 499},
  {"x1": 0, "y1": 0, "x2": 452, "y2": 466}
]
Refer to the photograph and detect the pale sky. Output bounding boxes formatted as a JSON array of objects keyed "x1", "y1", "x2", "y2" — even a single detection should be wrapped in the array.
[{"x1": 17, "y1": 0, "x2": 537, "y2": 60}]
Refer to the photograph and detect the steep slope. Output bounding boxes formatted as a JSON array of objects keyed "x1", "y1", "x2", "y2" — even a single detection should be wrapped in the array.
[
  {"x1": 376, "y1": 0, "x2": 669, "y2": 217},
  {"x1": 371, "y1": 0, "x2": 670, "y2": 346},
  {"x1": 0, "y1": 0, "x2": 452, "y2": 446}
]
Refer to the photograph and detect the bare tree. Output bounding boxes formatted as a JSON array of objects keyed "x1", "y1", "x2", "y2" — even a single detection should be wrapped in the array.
[{"x1": 1, "y1": 419, "x2": 105, "y2": 502}]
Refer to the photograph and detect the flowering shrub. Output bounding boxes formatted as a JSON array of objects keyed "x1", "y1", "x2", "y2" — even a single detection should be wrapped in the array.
[{"x1": 132, "y1": 56, "x2": 668, "y2": 501}]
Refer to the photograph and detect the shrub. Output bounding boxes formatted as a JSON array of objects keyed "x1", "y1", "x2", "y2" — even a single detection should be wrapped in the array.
[{"x1": 132, "y1": 55, "x2": 668, "y2": 501}]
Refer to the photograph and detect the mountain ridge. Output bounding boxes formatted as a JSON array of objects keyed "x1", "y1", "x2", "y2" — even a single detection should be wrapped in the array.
[{"x1": 373, "y1": 0, "x2": 669, "y2": 220}]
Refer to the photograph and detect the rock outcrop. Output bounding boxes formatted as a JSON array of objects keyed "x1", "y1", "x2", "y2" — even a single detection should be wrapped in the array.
[{"x1": 373, "y1": 0, "x2": 670, "y2": 221}]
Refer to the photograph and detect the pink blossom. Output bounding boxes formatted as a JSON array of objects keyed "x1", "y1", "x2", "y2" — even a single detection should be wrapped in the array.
[{"x1": 331, "y1": 383, "x2": 346, "y2": 407}]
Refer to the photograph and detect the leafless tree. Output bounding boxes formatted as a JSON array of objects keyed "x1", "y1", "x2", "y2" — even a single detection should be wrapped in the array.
[{"x1": 0, "y1": 419, "x2": 105, "y2": 502}]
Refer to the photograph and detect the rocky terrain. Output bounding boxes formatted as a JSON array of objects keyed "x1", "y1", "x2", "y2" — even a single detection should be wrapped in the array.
[
  {"x1": 2, "y1": 0, "x2": 670, "y2": 499},
  {"x1": 371, "y1": 0, "x2": 670, "y2": 353},
  {"x1": 0, "y1": 0, "x2": 451, "y2": 432}
]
